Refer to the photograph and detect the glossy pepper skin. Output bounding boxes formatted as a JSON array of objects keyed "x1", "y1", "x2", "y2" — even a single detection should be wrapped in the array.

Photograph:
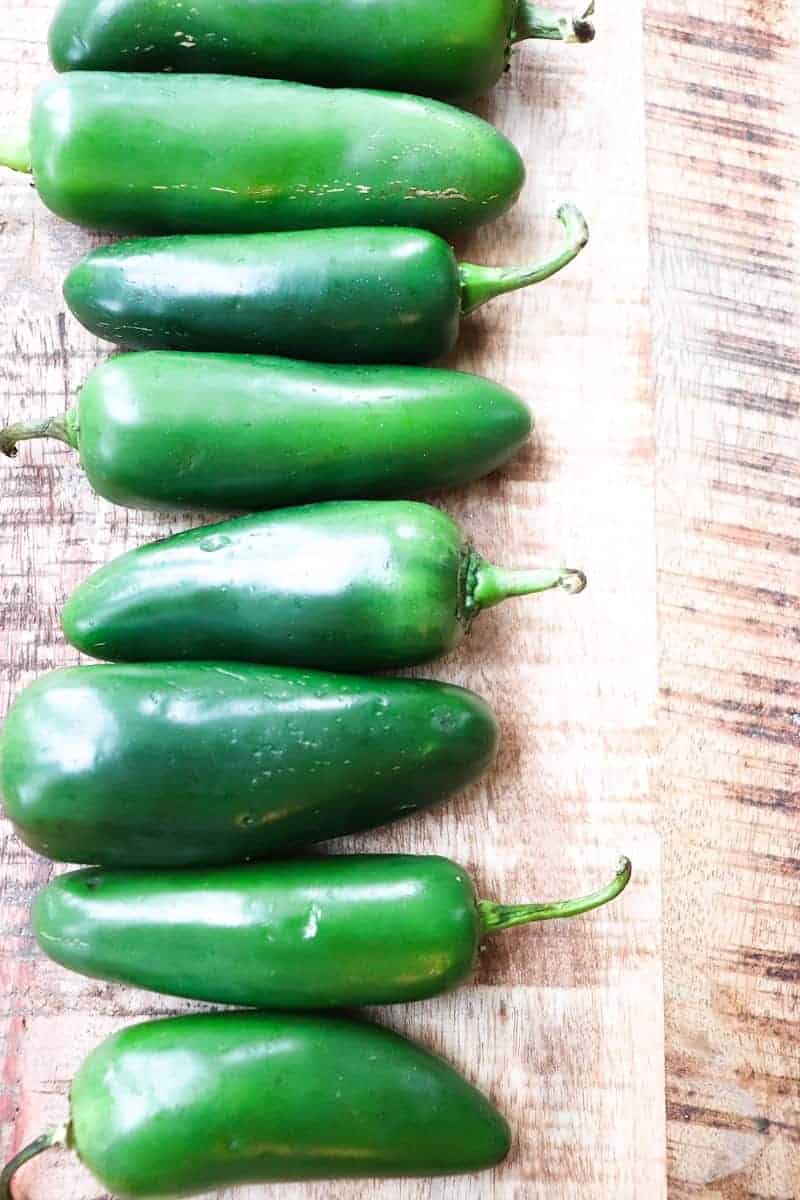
[
  {"x1": 32, "y1": 854, "x2": 633, "y2": 1010},
  {"x1": 34, "y1": 856, "x2": 479, "y2": 1008},
  {"x1": 21, "y1": 73, "x2": 524, "y2": 236},
  {"x1": 62, "y1": 207, "x2": 589, "y2": 363},
  {"x1": 65, "y1": 227, "x2": 462, "y2": 363},
  {"x1": 2, "y1": 1013, "x2": 511, "y2": 1196},
  {"x1": 0, "y1": 663, "x2": 498, "y2": 867},
  {"x1": 0, "y1": 353, "x2": 531, "y2": 511},
  {"x1": 62, "y1": 501, "x2": 586, "y2": 672},
  {"x1": 49, "y1": 0, "x2": 595, "y2": 101}
]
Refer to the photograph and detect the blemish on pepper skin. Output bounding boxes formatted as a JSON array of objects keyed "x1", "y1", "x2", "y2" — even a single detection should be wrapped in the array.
[
  {"x1": 404, "y1": 186, "x2": 470, "y2": 202},
  {"x1": 36, "y1": 929, "x2": 92, "y2": 954},
  {"x1": 432, "y1": 708, "x2": 458, "y2": 732},
  {"x1": 303, "y1": 905, "x2": 321, "y2": 940},
  {"x1": 211, "y1": 666, "x2": 248, "y2": 682},
  {"x1": 198, "y1": 534, "x2": 232, "y2": 552}
]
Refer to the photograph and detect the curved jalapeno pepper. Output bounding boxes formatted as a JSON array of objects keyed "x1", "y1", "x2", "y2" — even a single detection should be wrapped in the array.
[{"x1": 0, "y1": 1012, "x2": 511, "y2": 1196}]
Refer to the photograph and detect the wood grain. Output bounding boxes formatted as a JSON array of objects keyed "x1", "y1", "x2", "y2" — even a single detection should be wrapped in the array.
[
  {"x1": 0, "y1": 5, "x2": 665, "y2": 1198},
  {"x1": 645, "y1": 1, "x2": 800, "y2": 1195}
]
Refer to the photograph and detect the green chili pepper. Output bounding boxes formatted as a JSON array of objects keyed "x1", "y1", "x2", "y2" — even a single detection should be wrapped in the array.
[
  {"x1": 0, "y1": 353, "x2": 531, "y2": 511},
  {"x1": 33, "y1": 854, "x2": 632, "y2": 1009},
  {"x1": 0, "y1": 73, "x2": 524, "y2": 235},
  {"x1": 49, "y1": 0, "x2": 596, "y2": 101},
  {"x1": 0, "y1": 663, "x2": 498, "y2": 867},
  {"x1": 62, "y1": 207, "x2": 588, "y2": 362},
  {"x1": 62, "y1": 501, "x2": 586, "y2": 672},
  {"x1": 0, "y1": 1011, "x2": 511, "y2": 1196}
]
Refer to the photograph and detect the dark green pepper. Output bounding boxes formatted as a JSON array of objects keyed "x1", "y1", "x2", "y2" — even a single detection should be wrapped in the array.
[
  {"x1": 0, "y1": 73, "x2": 524, "y2": 235},
  {"x1": 0, "y1": 663, "x2": 498, "y2": 867},
  {"x1": 63, "y1": 207, "x2": 588, "y2": 362},
  {"x1": 49, "y1": 0, "x2": 595, "y2": 101},
  {"x1": 0, "y1": 1011, "x2": 511, "y2": 1195},
  {"x1": 0, "y1": 353, "x2": 531, "y2": 512},
  {"x1": 33, "y1": 854, "x2": 632, "y2": 1009},
  {"x1": 62, "y1": 501, "x2": 586, "y2": 671}
]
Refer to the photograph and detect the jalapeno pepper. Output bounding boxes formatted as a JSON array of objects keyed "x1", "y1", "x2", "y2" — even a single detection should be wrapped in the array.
[
  {"x1": 0, "y1": 1012, "x2": 511, "y2": 1196},
  {"x1": 49, "y1": 0, "x2": 596, "y2": 101},
  {"x1": 62, "y1": 207, "x2": 588, "y2": 362},
  {"x1": 62, "y1": 501, "x2": 586, "y2": 671},
  {"x1": 0, "y1": 73, "x2": 525, "y2": 235},
  {"x1": 33, "y1": 854, "x2": 631, "y2": 1008},
  {"x1": 0, "y1": 662, "x2": 498, "y2": 867},
  {"x1": 0, "y1": 353, "x2": 532, "y2": 511}
]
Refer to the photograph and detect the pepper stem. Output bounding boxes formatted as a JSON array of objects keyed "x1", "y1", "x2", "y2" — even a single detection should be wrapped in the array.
[
  {"x1": 470, "y1": 561, "x2": 586, "y2": 612},
  {"x1": 512, "y1": 1, "x2": 596, "y2": 44},
  {"x1": 459, "y1": 203, "x2": 590, "y2": 315},
  {"x1": 0, "y1": 129, "x2": 32, "y2": 174},
  {"x1": 0, "y1": 415, "x2": 77, "y2": 458},
  {"x1": 1, "y1": 1130, "x2": 66, "y2": 1200},
  {"x1": 479, "y1": 856, "x2": 632, "y2": 934}
]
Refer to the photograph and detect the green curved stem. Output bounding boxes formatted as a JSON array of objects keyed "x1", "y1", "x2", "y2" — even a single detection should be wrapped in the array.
[
  {"x1": 459, "y1": 203, "x2": 590, "y2": 315},
  {"x1": 0, "y1": 414, "x2": 77, "y2": 458},
  {"x1": 1, "y1": 1131, "x2": 65, "y2": 1200},
  {"x1": 0, "y1": 129, "x2": 32, "y2": 174},
  {"x1": 479, "y1": 856, "x2": 632, "y2": 934},
  {"x1": 470, "y1": 561, "x2": 586, "y2": 612},
  {"x1": 512, "y1": 1, "x2": 596, "y2": 44}
]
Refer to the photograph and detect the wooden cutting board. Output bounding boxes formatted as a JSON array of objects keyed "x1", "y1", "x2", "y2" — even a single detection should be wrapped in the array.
[
  {"x1": 647, "y1": 2, "x2": 800, "y2": 1195},
  {"x1": 7, "y1": 2, "x2": 793, "y2": 1197}
]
